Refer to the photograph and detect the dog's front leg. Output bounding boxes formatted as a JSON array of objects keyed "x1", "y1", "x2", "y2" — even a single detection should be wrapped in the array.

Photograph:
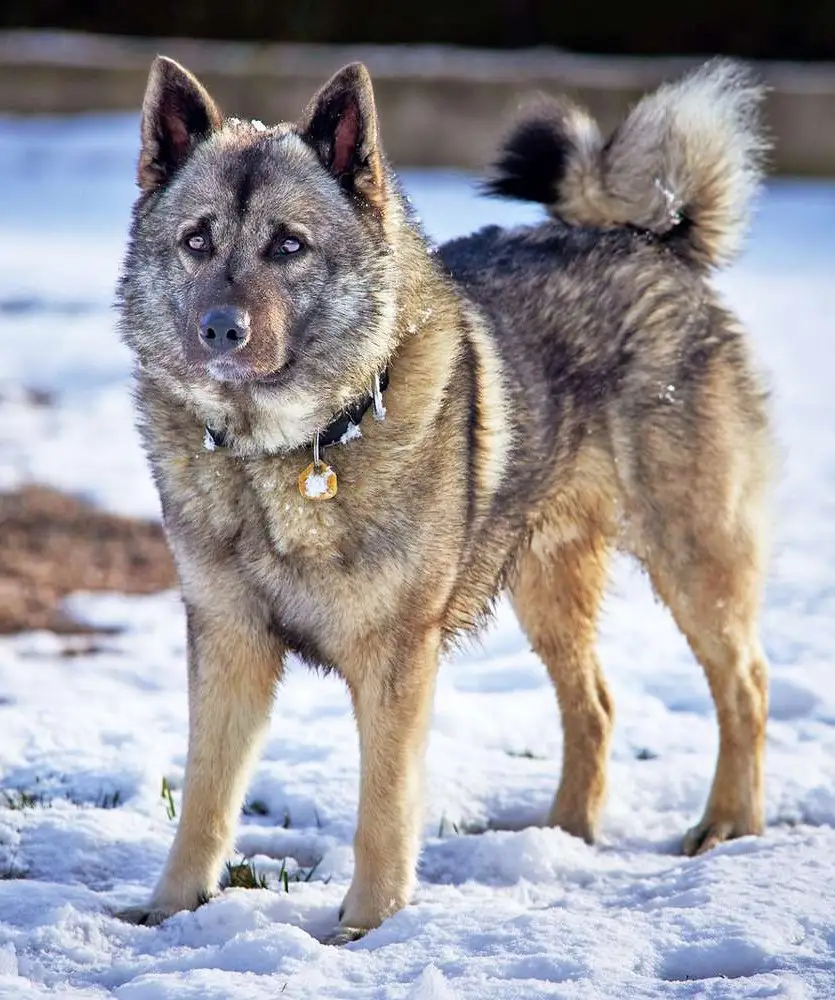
[
  {"x1": 121, "y1": 606, "x2": 282, "y2": 925},
  {"x1": 336, "y1": 629, "x2": 441, "y2": 939}
]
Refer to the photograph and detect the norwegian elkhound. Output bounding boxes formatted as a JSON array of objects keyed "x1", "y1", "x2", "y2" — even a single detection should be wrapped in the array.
[{"x1": 117, "y1": 56, "x2": 772, "y2": 939}]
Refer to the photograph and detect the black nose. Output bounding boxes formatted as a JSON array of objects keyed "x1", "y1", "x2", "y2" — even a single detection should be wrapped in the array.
[{"x1": 199, "y1": 307, "x2": 250, "y2": 354}]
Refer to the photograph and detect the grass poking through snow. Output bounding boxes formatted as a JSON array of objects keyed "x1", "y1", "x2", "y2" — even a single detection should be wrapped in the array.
[
  {"x1": 224, "y1": 859, "x2": 269, "y2": 891},
  {"x1": 1, "y1": 780, "x2": 122, "y2": 811},
  {"x1": 223, "y1": 856, "x2": 327, "y2": 893},
  {"x1": 2, "y1": 788, "x2": 49, "y2": 810},
  {"x1": 160, "y1": 777, "x2": 176, "y2": 820}
]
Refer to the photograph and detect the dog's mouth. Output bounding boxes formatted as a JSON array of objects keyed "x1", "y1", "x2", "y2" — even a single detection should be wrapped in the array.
[{"x1": 204, "y1": 356, "x2": 293, "y2": 387}]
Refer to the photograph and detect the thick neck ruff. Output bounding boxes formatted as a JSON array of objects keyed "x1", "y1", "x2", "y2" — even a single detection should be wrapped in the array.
[{"x1": 203, "y1": 369, "x2": 390, "y2": 454}]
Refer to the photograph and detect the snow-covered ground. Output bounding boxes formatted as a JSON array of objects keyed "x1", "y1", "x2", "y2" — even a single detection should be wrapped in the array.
[{"x1": 1, "y1": 113, "x2": 834, "y2": 999}]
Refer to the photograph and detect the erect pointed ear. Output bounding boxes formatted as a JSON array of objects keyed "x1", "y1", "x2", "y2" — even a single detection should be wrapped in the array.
[
  {"x1": 138, "y1": 56, "x2": 222, "y2": 192},
  {"x1": 299, "y1": 63, "x2": 385, "y2": 209}
]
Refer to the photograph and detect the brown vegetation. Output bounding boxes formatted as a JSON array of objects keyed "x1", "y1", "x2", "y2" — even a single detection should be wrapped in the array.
[{"x1": 0, "y1": 485, "x2": 175, "y2": 634}]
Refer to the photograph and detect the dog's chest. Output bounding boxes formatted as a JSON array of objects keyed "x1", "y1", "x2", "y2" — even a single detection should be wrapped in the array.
[
  {"x1": 190, "y1": 448, "x2": 354, "y2": 559},
  {"x1": 160, "y1": 430, "x2": 454, "y2": 672},
  {"x1": 248, "y1": 460, "x2": 347, "y2": 559},
  {"x1": 229, "y1": 456, "x2": 407, "y2": 667}
]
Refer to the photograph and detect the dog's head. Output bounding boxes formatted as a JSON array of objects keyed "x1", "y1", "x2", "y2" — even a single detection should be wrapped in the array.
[{"x1": 119, "y1": 57, "x2": 405, "y2": 450}]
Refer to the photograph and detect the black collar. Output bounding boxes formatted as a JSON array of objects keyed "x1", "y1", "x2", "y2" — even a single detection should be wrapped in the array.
[{"x1": 204, "y1": 368, "x2": 389, "y2": 452}]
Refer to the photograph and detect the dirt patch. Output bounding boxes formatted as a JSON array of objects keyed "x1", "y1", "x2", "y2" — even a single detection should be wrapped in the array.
[{"x1": 0, "y1": 485, "x2": 176, "y2": 634}]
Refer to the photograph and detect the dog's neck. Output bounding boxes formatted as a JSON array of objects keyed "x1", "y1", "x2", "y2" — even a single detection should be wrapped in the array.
[{"x1": 202, "y1": 368, "x2": 390, "y2": 455}]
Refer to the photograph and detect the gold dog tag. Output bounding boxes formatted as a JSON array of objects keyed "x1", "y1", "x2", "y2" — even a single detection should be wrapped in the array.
[{"x1": 298, "y1": 460, "x2": 337, "y2": 500}]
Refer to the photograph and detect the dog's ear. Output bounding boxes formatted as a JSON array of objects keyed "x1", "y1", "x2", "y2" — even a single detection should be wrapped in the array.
[
  {"x1": 299, "y1": 63, "x2": 385, "y2": 209},
  {"x1": 138, "y1": 56, "x2": 222, "y2": 192}
]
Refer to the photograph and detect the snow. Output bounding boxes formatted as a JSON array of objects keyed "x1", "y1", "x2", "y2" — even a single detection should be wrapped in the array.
[
  {"x1": 299, "y1": 464, "x2": 336, "y2": 499},
  {"x1": 336, "y1": 422, "x2": 362, "y2": 446},
  {"x1": 1, "y1": 112, "x2": 835, "y2": 998}
]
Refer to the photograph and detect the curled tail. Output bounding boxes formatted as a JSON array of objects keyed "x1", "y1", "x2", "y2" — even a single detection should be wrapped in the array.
[{"x1": 484, "y1": 59, "x2": 769, "y2": 269}]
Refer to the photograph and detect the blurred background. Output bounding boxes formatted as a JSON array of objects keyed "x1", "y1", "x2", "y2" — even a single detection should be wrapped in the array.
[
  {"x1": 2, "y1": 2, "x2": 835, "y2": 173},
  {"x1": 4, "y1": 0, "x2": 835, "y2": 56}
]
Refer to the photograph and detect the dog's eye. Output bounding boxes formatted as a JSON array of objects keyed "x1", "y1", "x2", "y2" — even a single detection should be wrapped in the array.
[
  {"x1": 273, "y1": 236, "x2": 303, "y2": 257},
  {"x1": 183, "y1": 232, "x2": 210, "y2": 254}
]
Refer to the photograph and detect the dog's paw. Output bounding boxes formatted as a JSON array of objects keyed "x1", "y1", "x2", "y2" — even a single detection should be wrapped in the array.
[
  {"x1": 682, "y1": 815, "x2": 763, "y2": 856},
  {"x1": 323, "y1": 925, "x2": 368, "y2": 946},
  {"x1": 115, "y1": 905, "x2": 180, "y2": 927},
  {"x1": 115, "y1": 891, "x2": 211, "y2": 926},
  {"x1": 547, "y1": 803, "x2": 597, "y2": 845}
]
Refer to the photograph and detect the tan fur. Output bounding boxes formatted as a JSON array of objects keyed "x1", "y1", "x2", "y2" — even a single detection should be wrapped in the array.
[
  {"x1": 627, "y1": 351, "x2": 772, "y2": 851},
  {"x1": 339, "y1": 629, "x2": 441, "y2": 936},
  {"x1": 120, "y1": 607, "x2": 283, "y2": 924},
  {"x1": 511, "y1": 525, "x2": 614, "y2": 842},
  {"x1": 461, "y1": 302, "x2": 515, "y2": 510}
]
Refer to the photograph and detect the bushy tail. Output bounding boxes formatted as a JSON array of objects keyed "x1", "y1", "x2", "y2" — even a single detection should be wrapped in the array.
[{"x1": 484, "y1": 59, "x2": 769, "y2": 268}]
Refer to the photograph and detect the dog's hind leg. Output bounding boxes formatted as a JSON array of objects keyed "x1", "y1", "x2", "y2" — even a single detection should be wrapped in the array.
[
  {"x1": 335, "y1": 628, "x2": 441, "y2": 939},
  {"x1": 629, "y1": 408, "x2": 771, "y2": 854},
  {"x1": 643, "y1": 519, "x2": 769, "y2": 854},
  {"x1": 510, "y1": 527, "x2": 614, "y2": 842},
  {"x1": 120, "y1": 605, "x2": 281, "y2": 924}
]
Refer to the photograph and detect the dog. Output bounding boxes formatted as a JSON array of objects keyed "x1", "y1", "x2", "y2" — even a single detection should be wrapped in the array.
[{"x1": 117, "y1": 55, "x2": 772, "y2": 939}]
